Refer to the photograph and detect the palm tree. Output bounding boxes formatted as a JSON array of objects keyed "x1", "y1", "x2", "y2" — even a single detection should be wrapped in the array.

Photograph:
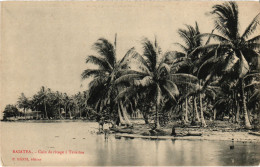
[
  {"x1": 116, "y1": 38, "x2": 197, "y2": 129},
  {"x1": 55, "y1": 91, "x2": 63, "y2": 119},
  {"x1": 199, "y1": 2, "x2": 260, "y2": 129},
  {"x1": 38, "y1": 86, "x2": 49, "y2": 119},
  {"x1": 62, "y1": 93, "x2": 70, "y2": 118},
  {"x1": 81, "y1": 35, "x2": 134, "y2": 124},
  {"x1": 17, "y1": 93, "x2": 29, "y2": 118},
  {"x1": 174, "y1": 22, "x2": 203, "y2": 124}
]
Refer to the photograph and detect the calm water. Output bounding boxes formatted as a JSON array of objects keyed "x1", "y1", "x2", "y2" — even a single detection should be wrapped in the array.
[{"x1": 1, "y1": 121, "x2": 260, "y2": 166}]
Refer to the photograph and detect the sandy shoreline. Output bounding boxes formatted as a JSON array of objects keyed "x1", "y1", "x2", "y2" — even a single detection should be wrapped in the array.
[
  {"x1": 2, "y1": 119, "x2": 260, "y2": 143},
  {"x1": 110, "y1": 120, "x2": 260, "y2": 143},
  {"x1": 114, "y1": 131, "x2": 260, "y2": 143}
]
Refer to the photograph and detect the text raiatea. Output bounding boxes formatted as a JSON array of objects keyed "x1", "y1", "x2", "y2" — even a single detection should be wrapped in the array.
[{"x1": 13, "y1": 150, "x2": 32, "y2": 153}]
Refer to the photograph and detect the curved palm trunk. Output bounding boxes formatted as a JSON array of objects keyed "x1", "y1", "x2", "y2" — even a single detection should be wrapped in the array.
[
  {"x1": 240, "y1": 79, "x2": 252, "y2": 129},
  {"x1": 118, "y1": 104, "x2": 126, "y2": 126},
  {"x1": 193, "y1": 96, "x2": 200, "y2": 122},
  {"x1": 199, "y1": 93, "x2": 207, "y2": 127},
  {"x1": 120, "y1": 101, "x2": 132, "y2": 126}
]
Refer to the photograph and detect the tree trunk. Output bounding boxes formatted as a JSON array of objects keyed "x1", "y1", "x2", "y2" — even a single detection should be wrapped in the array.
[
  {"x1": 118, "y1": 103, "x2": 126, "y2": 126},
  {"x1": 24, "y1": 108, "x2": 26, "y2": 120},
  {"x1": 257, "y1": 108, "x2": 260, "y2": 130},
  {"x1": 185, "y1": 97, "x2": 189, "y2": 122},
  {"x1": 143, "y1": 112, "x2": 149, "y2": 124},
  {"x1": 156, "y1": 104, "x2": 160, "y2": 129},
  {"x1": 65, "y1": 105, "x2": 67, "y2": 119},
  {"x1": 234, "y1": 91, "x2": 240, "y2": 123},
  {"x1": 120, "y1": 101, "x2": 132, "y2": 126},
  {"x1": 213, "y1": 109, "x2": 216, "y2": 120},
  {"x1": 44, "y1": 100, "x2": 48, "y2": 119},
  {"x1": 69, "y1": 108, "x2": 72, "y2": 119},
  {"x1": 240, "y1": 78, "x2": 252, "y2": 129},
  {"x1": 193, "y1": 97, "x2": 200, "y2": 122},
  {"x1": 58, "y1": 103, "x2": 61, "y2": 119},
  {"x1": 235, "y1": 103, "x2": 240, "y2": 123},
  {"x1": 191, "y1": 96, "x2": 196, "y2": 125},
  {"x1": 79, "y1": 107, "x2": 82, "y2": 118},
  {"x1": 155, "y1": 86, "x2": 161, "y2": 129},
  {"x1": 199, "y1": 93, "x2": 207, "y2": 127}
]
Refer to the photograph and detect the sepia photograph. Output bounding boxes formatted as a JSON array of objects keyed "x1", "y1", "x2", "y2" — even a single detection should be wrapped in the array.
[{"x1": 1, "y1": 0, "x2": 260, "y2": 166}]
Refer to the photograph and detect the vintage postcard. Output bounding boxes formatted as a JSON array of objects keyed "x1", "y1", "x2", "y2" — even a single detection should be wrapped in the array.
[{"x1": 1, "y1": 1, "x2": 260, "y2": 166}]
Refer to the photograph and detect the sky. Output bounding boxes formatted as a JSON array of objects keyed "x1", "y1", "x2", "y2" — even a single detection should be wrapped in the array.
[{"x1": 1, "y1": 1, "x2": 260, "y2": 115}]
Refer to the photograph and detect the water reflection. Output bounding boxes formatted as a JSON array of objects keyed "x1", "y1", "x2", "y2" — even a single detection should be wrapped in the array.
[{"x1": 1, "y1": 121, "x2": 260, "y2": 166}]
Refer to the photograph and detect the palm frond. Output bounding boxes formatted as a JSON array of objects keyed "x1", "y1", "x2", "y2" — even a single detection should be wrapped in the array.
[
  {"x1": 81, "y1": 69, "x2": 107, "y2": 79},
  {"x1": 162, "y1": 85, "x2": 177, "y2": 104},
  {"x1": 93, "y1": 38, "x2": 116, "y2": 67},
  {"x1": 86, "y1": 55, "x2": 113, "y2": 72},
  {"x1": 88, "y1": 77, "x2": 107, "y2": 90},
  {"x1": 244, "y1": 72, "x2": 260, "y2": 80},
  {"x1": 214, "y1": 21, "x2": 231, "y2": 40},
  {"x1": 197, "y1": 33, "x2": 230, "y2": 43},
  {"x1": 173, "y1": 43, "x2": 188, "y2": 52},
  {"x1": 195, "y1": 43, "x2": 230, "y2": 54},
  {"x1": 114, "y1": 86, "x2": 136, "y2": 102},
  {"x1": 118, "y1": 47, "x2": 135, "y2": 68},
  {"x1": 246, "y1": 35, "x2": 260, "y2": 44},
  {"x1": 134, "y1": 76, "x2": 153, "y2": 87},
  {"x1": 244, "y1": 43, "x2": 260, "y2": 50},
  {"x1": 158, "y1": 62, "x2": 171, "y2": 76},
  {"x1": 130, "y1": 50, "x2": 151, "y2": 73},
  {"x1": 118, "y1": 69, "x2": 148, "y2": 77},
  {"x1": 142, "y1": 38, "x2": 158, "y2": 71},
  {"x1": 115, "y1": 73, "x2": 144, "y2": 85},
  {"x1": 168, "y1": 73, "x2": 199, "y2": 83},
  {"x1": 242, "y1": 13, "x2": 260, "y2": 39},
  {"x1": 245, "y1": 81, "x2": 260, "y2": 89},
  {"x1": 177, "y1": 29, "x2": 193, "y2": 48},
  {"x1": 212, "y1": 2, "x2": 239, "y2": 40},
  {"x1": 164, "y1": 51, "x2": 186, "y2": 64},
  {"x1": 165, "y1": 80, "x2": 179, "y2": 96},
  {"x1": 248, "y1": 89, "x2": 260, "y2": 104}
]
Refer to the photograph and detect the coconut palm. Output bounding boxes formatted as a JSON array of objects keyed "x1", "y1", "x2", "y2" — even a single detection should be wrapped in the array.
[
  {"x1": 17, "y1": 93, "x2": 29, "y2": 118},
  {"x1": 198, "y1": 2, "x2": 260, "y2": 129},
  {"x1": 174, "y1": 23, "x2": 203, "y2": 123},
  {"x1": 173, "y1": 22, "x2": 217, "y2": 125},
  {"x1": 38, "y1": 86, "x2": 50, "y2": 119},
  {"x1": 115, "y1": 38, "x2": 198, "y2": 129},
  {"x1": 81, "y1": 35, "x2": 134, "y2": 124}
]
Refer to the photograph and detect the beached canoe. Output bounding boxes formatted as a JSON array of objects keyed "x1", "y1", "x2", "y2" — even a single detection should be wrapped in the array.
[{"x1": 248, "y1": 132, "x2": 260, "y2": 136}]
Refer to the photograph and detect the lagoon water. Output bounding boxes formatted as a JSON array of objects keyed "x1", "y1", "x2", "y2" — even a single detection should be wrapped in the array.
[{"x1": 1, "y1": 121, "x2": 260, "y2": 166}]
